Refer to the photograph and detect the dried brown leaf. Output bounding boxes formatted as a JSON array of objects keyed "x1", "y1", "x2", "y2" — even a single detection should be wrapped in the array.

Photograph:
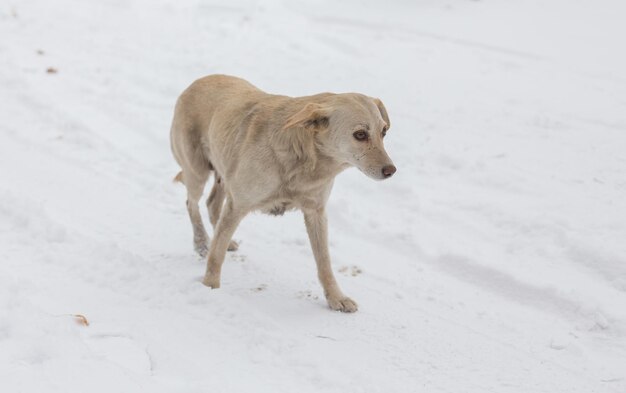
[{"x1": 73, "y1": 314, "x2": 89, "y2": 326}]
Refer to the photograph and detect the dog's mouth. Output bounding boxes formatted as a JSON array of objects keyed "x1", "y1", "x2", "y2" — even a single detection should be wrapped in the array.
[
  {"x1": 351, "y1": 149, "x2": 395, "y2": 180},
  {"x1": 356, "y1": 164, "x2": 396, "y2": 181}
]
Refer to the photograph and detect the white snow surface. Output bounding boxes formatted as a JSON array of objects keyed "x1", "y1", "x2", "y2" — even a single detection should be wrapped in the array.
[{"x1": 1, "y1": 0, "x2": 626, "y2": 392}]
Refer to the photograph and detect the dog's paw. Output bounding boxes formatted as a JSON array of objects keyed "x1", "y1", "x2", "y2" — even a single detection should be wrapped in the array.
[
  {"x1": 327, "y1": 296, "x2": 358, "y2": 313},
  {"x1": 227, "y1": 240, "x2": 239, "y2": 252},
  {"x1": 202, "y1": 275, "x2": 220, "y2": 289},
  {"x1": 195, "y1": 245, "x2": 209, "y2": 257},
  {"x1": 194, "y1": 240, "x2": 209, "y2": 257}
]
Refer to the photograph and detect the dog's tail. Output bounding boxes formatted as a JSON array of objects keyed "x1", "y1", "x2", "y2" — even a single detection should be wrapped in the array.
[{"x1": 173, "y1": 171, "x2": 184, "y2": 184}]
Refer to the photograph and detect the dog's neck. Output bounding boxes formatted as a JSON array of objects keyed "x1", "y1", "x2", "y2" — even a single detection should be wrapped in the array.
[
  {"x1": 271, "y1": 125, "x2": 348, "y2": 186},
  {"x1": 313, "y1": 147, "x2": 351, "y2": 178}
]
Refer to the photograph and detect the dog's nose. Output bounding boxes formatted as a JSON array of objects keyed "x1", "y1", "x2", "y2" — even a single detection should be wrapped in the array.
[{"x1": 382, "y1": 165, "x2": 396, "y2": 178}]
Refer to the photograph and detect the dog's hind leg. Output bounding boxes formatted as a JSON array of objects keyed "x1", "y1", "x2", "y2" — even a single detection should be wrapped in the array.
[
  {"x1": 207, "y1": 176, "x2": 239, "y2": 251},
  {"x1": 183, "y1": 170, "x2": 211, "y2": 257},
  {"x1": 202, "y1": 197, "x2": 246, "y2": 288}
]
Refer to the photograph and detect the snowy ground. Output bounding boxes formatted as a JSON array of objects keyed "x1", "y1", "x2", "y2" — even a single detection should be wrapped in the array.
[{"x1": 1, "y1": 0, "x2": 625, "y2": 392}]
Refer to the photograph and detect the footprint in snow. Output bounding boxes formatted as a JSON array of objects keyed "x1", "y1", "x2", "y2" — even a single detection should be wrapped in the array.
[
  {"x1": 296, "y1": 290, "x2": 319, "y2": 300},
  {"x1": 251, "y1": 283, "x2": 267, "y2": 292},
  {"x1": 338, "y1": 265, "x2": 362, "y2": 277}
]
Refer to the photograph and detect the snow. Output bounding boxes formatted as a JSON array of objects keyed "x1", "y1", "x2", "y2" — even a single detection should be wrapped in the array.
[{"x1": 1, "y1": 0, "x2": 625, "y2": 391}]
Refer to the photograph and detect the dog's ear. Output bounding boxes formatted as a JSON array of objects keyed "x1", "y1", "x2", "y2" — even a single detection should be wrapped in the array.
[
  {"x1": 283, "y1": 103, "x2": 331, "y2": 131},
  {"x1": 373, "y1": 98, "x2": 390, "y2": 129}
]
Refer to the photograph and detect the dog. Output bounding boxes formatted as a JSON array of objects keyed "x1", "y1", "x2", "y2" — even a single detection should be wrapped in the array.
[{"x1": 170, "y1": 75, "x2": 396, "y2": 312}]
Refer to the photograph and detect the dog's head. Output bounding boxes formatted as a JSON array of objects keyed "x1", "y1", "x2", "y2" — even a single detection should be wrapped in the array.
[{"x1": 284, "y1": 94, "x2": 396, "y2": 180}]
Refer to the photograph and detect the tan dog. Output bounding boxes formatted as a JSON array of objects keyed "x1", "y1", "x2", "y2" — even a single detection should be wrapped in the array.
[{"x1": 170, "y1": 75, "x2": 395, "y2": 312}]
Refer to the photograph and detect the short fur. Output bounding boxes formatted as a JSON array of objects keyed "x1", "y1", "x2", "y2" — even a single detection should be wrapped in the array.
[{"x1": 170, "y1": 75, "x2": 396, "y2": 312}]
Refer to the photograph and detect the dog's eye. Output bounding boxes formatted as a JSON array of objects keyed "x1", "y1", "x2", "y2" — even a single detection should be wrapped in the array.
[{"x1": 353, "y1": 130, "x2": 368, "y2": 141}]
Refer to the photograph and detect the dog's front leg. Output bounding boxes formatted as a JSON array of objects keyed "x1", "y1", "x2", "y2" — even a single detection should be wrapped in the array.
[
  {"x1": 202, "y1": 198, "x2": 245, "y2": 288},
  {"x1": 303, "y1": 208, "x2": 358, "y2": 313}
]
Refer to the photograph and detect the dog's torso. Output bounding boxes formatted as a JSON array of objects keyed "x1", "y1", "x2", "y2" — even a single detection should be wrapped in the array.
[{"x1": 172, "y1": 75, "x2": 347, "y2": 214}]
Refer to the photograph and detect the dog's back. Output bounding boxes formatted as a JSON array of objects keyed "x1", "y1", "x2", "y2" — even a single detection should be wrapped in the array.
[{"x1": 170, "y1": 75, "x2": 263, "y2": 174}]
